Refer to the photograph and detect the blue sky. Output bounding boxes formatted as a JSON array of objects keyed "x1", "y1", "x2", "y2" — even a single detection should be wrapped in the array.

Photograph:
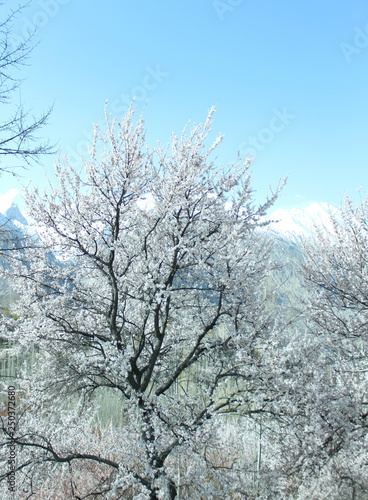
[{"x1": 1, "y1": 0, "x2": 368, "y2": 212}]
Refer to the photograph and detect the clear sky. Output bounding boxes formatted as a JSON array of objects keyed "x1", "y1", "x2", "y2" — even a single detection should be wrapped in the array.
[{"x1": 1, "y1": 0, "x2": 368, "y2": 213}]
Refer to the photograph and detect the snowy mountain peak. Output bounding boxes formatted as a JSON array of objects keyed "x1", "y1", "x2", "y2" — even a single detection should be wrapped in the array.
[
  {"x1": 4, "y1": 203, "x2": 28, "y2": 226},
  {"x1": 267, "y1": 202, "x2": 337, "y2": 236}
]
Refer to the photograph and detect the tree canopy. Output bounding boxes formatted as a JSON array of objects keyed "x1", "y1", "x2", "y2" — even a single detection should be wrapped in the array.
[
  {"x1": 0, "y1": 107, "x2": 288, "y2": 498},
  {"x1": 1, "y1": 108, "x2": 367, "y2": 499}
]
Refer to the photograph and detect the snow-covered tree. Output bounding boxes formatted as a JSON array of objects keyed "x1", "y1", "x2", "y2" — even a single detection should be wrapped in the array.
[
  {"x1": 295, "y1": 197, "x2": 368, "y2": 499},
  {"x1": 0, "y1": 107, "x2": 286, "y2": 498}
]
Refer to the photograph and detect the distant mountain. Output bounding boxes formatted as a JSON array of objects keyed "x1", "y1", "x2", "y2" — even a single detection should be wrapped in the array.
[
  {"x1": 0, "y1": 204, "x2": 28, "y2": 307},
  {"x1": 267, "y1": 202, "x2": 337, "y2": 236},
  {"x1": 5, "y1": 203, "x2": 28, "y2": 226},
  {"x1": 0, "y1": 202, "x2": 335, "y2": 310}
]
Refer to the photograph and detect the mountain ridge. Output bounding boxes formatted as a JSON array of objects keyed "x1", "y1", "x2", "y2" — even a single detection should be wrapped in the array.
[{"x1": 267, "y1": 202, "x2": 336, "y2": 236}]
